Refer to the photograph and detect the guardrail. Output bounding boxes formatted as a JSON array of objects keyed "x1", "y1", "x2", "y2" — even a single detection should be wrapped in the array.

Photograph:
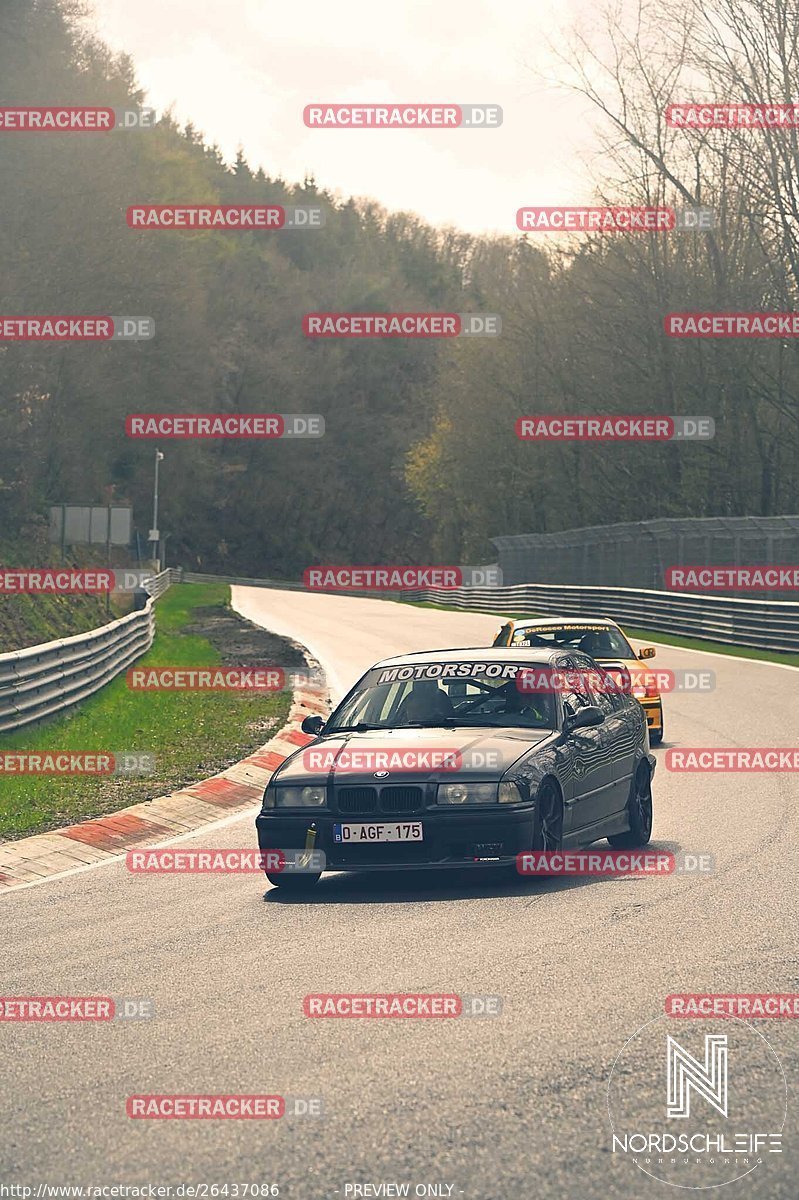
[
  {"x1": 178, "y1": 570, "x2": 799, "y2": 654},
  {"x1": 0, "y1": 568, "x2": 179, "y2": 733},
  {"x1": 141, "y1": 568, "x2": 178, "y2": 600},
  {"x1": 399, "y1": 583, "x2": 799, "y2": 654}
]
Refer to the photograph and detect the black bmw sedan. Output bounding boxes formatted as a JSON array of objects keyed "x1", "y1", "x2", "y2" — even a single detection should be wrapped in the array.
[{"x1": 255, "y1": 646, "x2": 656, "y2": 889}]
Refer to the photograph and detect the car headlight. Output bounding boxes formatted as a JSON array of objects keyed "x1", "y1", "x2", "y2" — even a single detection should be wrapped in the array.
[
  {"x1": 498, "y1": 781, "x2": 523, "y2": 804},
  {"x1": 437, "y1": 782, "x2": 501, "y2": 805},
  {"x1": 263, "y1": 785, "x2": 327, "y2": 809}
]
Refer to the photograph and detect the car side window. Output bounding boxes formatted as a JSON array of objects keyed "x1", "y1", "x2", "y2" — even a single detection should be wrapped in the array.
[
  {"x1": 572, "y1": 653, "x2": 617, "y2": 715},
  {"x1": 568, "y1": 652, "x2": 619, "y2": 715},
  {"x1": 604, "y1": 667, "x2": 628, "y2": 710},
  {"x1": 604, "y1": 675, "x2": 627, "y2": 712},
  {"x1": 558, "y1": 656, "x2": 591, "y2": 716},
  {"x1": 589, "y1": 679, "x2": 615, "y2": 716}
]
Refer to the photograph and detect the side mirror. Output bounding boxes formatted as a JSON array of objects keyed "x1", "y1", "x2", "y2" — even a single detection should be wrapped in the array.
[
  {"x1": 563, "y1": 705, "x2": 605, "y2": 734},
  {"x1": 639, "y1": 646, "x2": 656, "y2": 659},
  {"x1": 301, "y1": 714, "x2": 325, "y2": 736}
]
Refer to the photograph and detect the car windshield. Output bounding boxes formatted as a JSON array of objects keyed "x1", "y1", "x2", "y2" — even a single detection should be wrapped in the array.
[
  {"x1": 327, "y1": 660, "x2": 558, "y2": 731},
  {"x1": 504, "y1": 624, "x2": 635, "y2": 659}
]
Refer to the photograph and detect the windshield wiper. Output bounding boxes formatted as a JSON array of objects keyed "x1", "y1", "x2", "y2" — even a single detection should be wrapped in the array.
[
  {"x1": 477, "y1": 722, "x2": 555, "y2": 730},
  {"x1": 394, "y1": 718, "x2": 462, "y2": 727},
  {"x1": 330, "y1": 719, "x2": 554, "y2": 732},
  {"x1": 396, "y1": 718, "x2": 548, "y2": 729},
  {"x1": 326, "y1": 722, "x2": 388, "y2": 733}
]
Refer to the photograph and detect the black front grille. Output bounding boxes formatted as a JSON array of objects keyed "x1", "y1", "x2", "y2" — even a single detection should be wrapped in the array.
[
  {"x1": 334, "y1": 785, "x2": 425, "y2": 815},
  {"x1": 337, "y1": 787, "x2": 378, "y2": 814},
  {"x1": 380, "y1": 786, "x2": 424, "y2": 814}
]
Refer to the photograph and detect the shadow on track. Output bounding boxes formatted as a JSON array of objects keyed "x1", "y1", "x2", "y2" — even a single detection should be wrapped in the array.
[{"x1": 262, "y1": 840, "x2": 688, "y2": 905}]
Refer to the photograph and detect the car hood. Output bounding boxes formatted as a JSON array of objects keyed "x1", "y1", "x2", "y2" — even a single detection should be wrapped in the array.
[{"x1": 274, "y1": 725, "x2": 555, "y2": 784}]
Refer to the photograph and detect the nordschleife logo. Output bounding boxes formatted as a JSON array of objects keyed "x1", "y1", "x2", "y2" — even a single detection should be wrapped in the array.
[{"x1": 607, "y1": 1016, "x2": 786, "y2": 1188}]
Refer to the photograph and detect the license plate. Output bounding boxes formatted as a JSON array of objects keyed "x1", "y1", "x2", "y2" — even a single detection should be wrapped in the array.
[{"x1": 333, "y1": 822, "x2": 423, "y2": 844}]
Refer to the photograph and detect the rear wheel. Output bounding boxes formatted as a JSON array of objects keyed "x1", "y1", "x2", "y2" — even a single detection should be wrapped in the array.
[
  {"x1": 534, "y1": 780, "x2": 563, "y2": 851},
  {"x1": 608, "y1": 763, "x2": 653, "y2": 848}
]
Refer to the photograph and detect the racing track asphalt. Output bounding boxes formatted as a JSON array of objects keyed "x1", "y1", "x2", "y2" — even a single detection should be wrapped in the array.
[{"x1": 2, "y1": 587, "x2": 798, "y2": 1199}]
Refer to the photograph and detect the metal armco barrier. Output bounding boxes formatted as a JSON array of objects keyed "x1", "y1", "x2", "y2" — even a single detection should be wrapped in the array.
[
  {"x1": 399, "y1": 583, "x2": 799, "y2": 654},
  {"x1": 0, "y1": 568, "x2": 179, "y2": 733},
  {"x1": 182, "y1": 571, "x2": 799, "y2": 653},
  {"x1": 141, "y1": 568, "x2": 177, "y2": 600}
]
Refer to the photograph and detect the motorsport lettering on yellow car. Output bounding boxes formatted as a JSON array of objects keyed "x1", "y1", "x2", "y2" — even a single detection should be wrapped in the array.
[{"x1": 515, "y1": 626, "x2": 610, "y2": 641}]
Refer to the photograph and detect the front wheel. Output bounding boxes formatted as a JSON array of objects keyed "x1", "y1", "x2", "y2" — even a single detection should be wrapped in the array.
[
  {"x1": 265, "y1": 871, "x2": 321, "y2": 891},
  {"x1": 608, "y1": 763, "x2": 653, "y2": 848},
  {"x1": 650, "y1": 707, "x2": 664, "y2": 745},
  {"x1": 533, "y1": 780, "x2": 563, "y2": 851}
]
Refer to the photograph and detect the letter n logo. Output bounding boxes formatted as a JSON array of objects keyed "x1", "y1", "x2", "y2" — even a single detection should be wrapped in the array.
[{"x1": 666, "y1": 1034, "x2": 728, "y2": 1118}]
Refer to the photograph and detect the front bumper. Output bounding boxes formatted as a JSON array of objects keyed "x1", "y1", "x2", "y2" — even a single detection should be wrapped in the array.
[{"x1": 255, "y1": 807, "x2": 536, "y2": 872}]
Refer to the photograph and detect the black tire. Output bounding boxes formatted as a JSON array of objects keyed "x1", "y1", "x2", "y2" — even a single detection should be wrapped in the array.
[
  {"x1": 265, "y1": 871, "x2": 322, "y2": 891},
  {"x1": 608, "y1": 763, "x2": 653, "y2": 848},
  {"x1": 650, "y1": 708, "x2": 664, "y2": 745},
  {"x1": 533, "y1": 779, "x2": 564, "y2": 851}
]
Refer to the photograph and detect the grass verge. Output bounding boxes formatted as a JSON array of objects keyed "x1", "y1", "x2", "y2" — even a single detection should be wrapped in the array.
[{"x1": 0, "y1": 583, "x2": 296, "y2": 842}]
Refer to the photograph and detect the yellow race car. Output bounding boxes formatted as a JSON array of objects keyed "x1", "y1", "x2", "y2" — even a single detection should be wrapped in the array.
[{"x1": 492, "y1": 616, "x2": 664, "y2": 744}]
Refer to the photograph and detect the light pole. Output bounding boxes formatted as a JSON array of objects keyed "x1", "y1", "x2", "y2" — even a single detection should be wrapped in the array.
[{"x1": 149, "y1": 449, "x2": 164, "y2": 571}]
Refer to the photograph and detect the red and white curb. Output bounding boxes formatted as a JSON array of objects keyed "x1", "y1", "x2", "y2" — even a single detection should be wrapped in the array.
[{"x1": 0, "y1": 687, "x2": 328, "y2": 892}]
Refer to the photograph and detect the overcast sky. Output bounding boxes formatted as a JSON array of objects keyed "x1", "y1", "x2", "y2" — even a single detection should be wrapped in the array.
[{"x1": 86, "y1": 0, "x2": 605, "y2": 236}]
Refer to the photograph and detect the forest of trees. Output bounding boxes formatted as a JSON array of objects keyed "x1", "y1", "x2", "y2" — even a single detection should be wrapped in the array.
[{"x1": 1, "y1": 0, "x2": 798, "y2": 575}]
